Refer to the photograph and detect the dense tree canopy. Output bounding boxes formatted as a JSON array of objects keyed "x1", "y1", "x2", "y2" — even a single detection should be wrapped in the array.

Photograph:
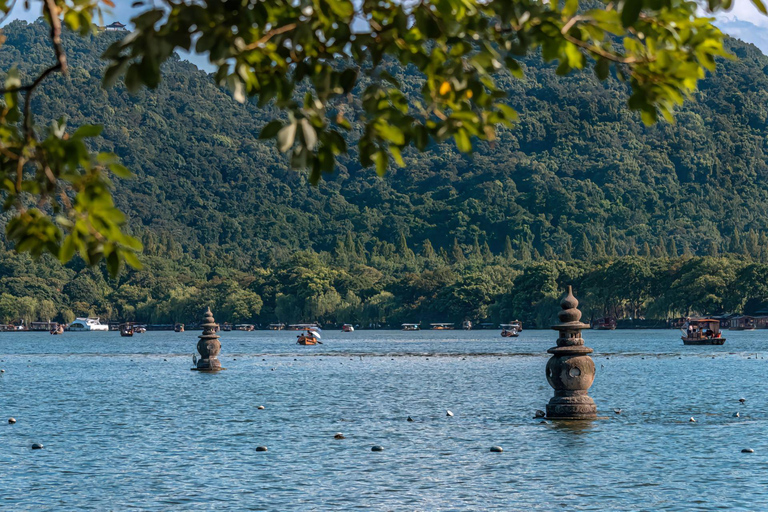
[{"x1": 0, "y1": 0, "x2": 763, "y2": 271}]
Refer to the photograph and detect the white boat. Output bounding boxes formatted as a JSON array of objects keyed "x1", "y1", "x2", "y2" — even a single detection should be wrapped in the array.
[{"x1": 67, "y1": 317, "x2": 109, "y2": 331}]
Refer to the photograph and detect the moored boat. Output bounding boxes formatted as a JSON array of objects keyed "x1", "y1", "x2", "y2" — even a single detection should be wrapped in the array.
[
  {"x1": 49, "y1": 324, "x2": 64, "y2": 335},
  {"x1": 462, "y1": 320, "x2": 472, "y2": 330},
  {"x1": 67, "y1": 317, "x2": 109, "y2": 332},
  {"x1": 402, "y1": 323, "x2": 420, "y2": 331},
  {"x1": 681, "y1": 319, "x2": 726, "y2": 345},
  {"x1": 341, "y1": 324, "x2": 355, "y2": 332},
  {"x1": 120, "y1": 323, "x2": 134, "y2": 337},
  {"x1": 174, "y1": 323, "x2": 185, "y2": 333},
  {"x1": 267, "y1": 323, "x2": 285, "y2": 330},
  {"x1": 592, "y1": 317, "x2": 617, "y2": 330},
  {"x1": 430, "y1": 323, "x2": 454, "y2": 330},
  {"x1": 236, "y1": 324, "x2": 255, "y2": 331}
]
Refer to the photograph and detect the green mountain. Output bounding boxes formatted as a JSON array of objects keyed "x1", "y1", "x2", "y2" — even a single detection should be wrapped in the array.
[{"x1": 2, "y1": 19, "x2": 768, "y2": 327}]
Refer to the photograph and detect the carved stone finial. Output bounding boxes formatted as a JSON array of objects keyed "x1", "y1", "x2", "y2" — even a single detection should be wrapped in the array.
[
  {"x1": 192, "y1": 308, "x2": 225, "y2": 372},
  {"x1": 545, "y1": 286, "x2": 596, "y2": 419}
]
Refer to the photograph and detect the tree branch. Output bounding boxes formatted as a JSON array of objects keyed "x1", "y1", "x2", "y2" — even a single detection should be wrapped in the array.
[{"x1": 242, "y1": 23, "x2": 297, "y2": 51}]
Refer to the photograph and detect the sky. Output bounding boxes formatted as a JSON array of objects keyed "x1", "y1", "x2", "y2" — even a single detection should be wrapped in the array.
[{"x1": 5, "y1": 1, "x2": 768, "y2": 68}]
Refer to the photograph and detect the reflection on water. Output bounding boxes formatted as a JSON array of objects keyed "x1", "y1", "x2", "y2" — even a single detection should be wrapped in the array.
[{"x1": 1, "y1": 329, "x2": 767, "y2": 510}]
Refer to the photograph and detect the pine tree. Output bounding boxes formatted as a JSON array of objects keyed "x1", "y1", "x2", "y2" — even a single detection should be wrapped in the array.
[
  {"x1": 746, "y1": 229, "x2": 760, "y2": 260},
  {"x1": 482, "y1": 241, "x2": 493, "y2": 262},
  {"x1": 397, "y1": 233, "x2": 415, "y2": 260},
  {"x1": 607, "y1": 228, "x2": 618, "y2": 257},
  {"x1": 667, "y1": 238, "x2": 678, "y2": 258},
  {"x1": 503, "y1": 235, "x2": 515, "y2": 261},
  {"x1": 576, "y1": 232, "x2": 593, "y2": 261},
  {"x1": 593, "y1": 238, "x2": 607, "y2": 258},
  {"x1": 706, "y1": 240, "x2": 719, "y2": 257},
  {"x1": 543, "y1": 243, "x2": 556, "y2": 260},
  {"x1": 759, "y1": 233, "x2": 768, "y2": 262},
  {"x1": 422, "y1": 239, "x2": 436, "y2": 259},
  {"x1": 682, "y1": 241, "x2": 693, "y2": 257},
  {"x1": 730, "y1": 230, "x2": 743, "y2": 255},
  {"x1": 472, "y1": 235, "x2": 482, "y2": 259},
  {"x1": 345, "y1": 232, "x2": 357, "y2": 259},
  {"x1": 642, "y1": 242, "x2": 652, "y2": 258},
  {"x1": 451, "y1": 238, "x2": 466, "y2": 263}
]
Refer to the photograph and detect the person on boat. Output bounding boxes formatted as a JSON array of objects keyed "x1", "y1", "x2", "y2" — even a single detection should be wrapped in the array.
[{"x1": 687, "y1": 324, "x2": 693, "y2": 337}]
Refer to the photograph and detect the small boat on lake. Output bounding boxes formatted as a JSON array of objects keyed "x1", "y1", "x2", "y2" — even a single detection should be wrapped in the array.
[
  {"x1": 681, "y1": 319, "x2": 726, "y2": 345},
  {"x1": 236, "y1": 324, "x2": 255, "y2": 331},
  {"x1": 430, "y1": 323, "x2": 454, "y2": 330},
  {"x1": 222, "y1": 323, "x2": 233, "y2": 332},
  {"x1": 267, "y1": 323, "x2": 285, "y2": 330},
  {"x1": 49, "y1": 324, "x2": 64, "y2": 335},
  {"x1": 133, "y1": 325, "x2": 146, "y2": 334},
  {"x1": 500, "y1": 324, "x2": 519, "y2": 337},
  {"x1": 730, "y1": 315, "x2": 756, "y2": 331},
  {"x1": 341, "y1": 324, "x2": 355, "y2": 332},
  {"x1": 174, "y1": 323, "x2": 185, "y2": 333},
  {"x1": 402, "y1": 323, "x2": 420, "y2": 331},
  {"x1": 462, "y1": 320, "x2": 472, "y2": 330},
  {"x1": 297, "y1": 327, "x2": 322, "y2": 345},
  {"x1": 592, "y1": 317, "x2": 617, "y2": 330},
  {"x1": 120, "y1": 323, "x2": 134, "y2": 337}
]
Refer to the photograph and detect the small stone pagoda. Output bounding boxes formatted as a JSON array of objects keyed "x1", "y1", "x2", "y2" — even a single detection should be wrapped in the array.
[
  {"x1": 192, "y1": 307, "x2": 225, "y2": 372},
  {"x1": 545, "y1": 286, "x2": 596, "y2": 419}
]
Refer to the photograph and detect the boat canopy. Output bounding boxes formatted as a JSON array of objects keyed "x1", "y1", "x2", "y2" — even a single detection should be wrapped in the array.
[
  {"x1": 402, "y1": 323, "x2": 419, "y2": 327},
  {"x1": 688, "y1": 319, "x2": 720, "y2": 326},
  {"x1": 289, "y1": 323, "x2": 320, "y2": 328},
  {"x1": 430, "y1": 323, "x2": 454, "y2": 327}
]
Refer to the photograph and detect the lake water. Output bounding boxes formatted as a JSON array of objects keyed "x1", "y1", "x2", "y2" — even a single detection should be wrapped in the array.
[{"x1": 1, "y1": 328, "x2": 767, "y2": 510}]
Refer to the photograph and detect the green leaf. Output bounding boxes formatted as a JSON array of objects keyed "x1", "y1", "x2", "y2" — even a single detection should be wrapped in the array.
[
  {"x1": 73, "y1": 125, "x2": 103, "y2": 139},
  {"x1": 374, "y1": 151, "x2": 388, "y2": 176},
  {"x1": 621, "y1": 0, "x2": 643, "y2": 27},
  {"x1": 260, "y1": 121, "x2": 282, "y2": 139},
  {"x1": 108, "y1": 163, "x2": 133, "y2": 178}
]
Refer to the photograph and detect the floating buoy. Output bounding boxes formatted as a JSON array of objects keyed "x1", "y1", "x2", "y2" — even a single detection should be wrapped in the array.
[
  {"x1": 689, "y1": 417, "x2": 696, "y2": 423},
  {"x1": 1, "y1": 369, "x2": 5, "y2": 373},
  {"x1": 407, "y1": 416, "x2": 414, "y2": 422},
  {"x1": 256, "y1": 446, "x2": 268, "y2": 452},
  {"x1": 614, "y1": 409, "x2": 622, "y2": 414},
  {"x1": 490, "y1": 446, "x2": 503, "y2": 453},
  {"x1": 446, "y1": 410, "x2": 454, "y2": 417},
  {"x1": 258, "y1": 405, "x2": 265, "y2": 410},
  {"x1": 534, "y1": 410, "x2": 545, "y2": 419},
  {"x1": 739, "y1": 398, "x2": 746, "y2": 404},
  {"x1": 334, "y1": 433, "x2": 345, "y2": 439},
  {"x1": 733, "y1": 412, "x2": 740, "y2": 418},
  {"x1": 31, "y1": 443, "x2": 43, "y2": 450},
  {"x1": 371, "y1": 446, "x2": 384, "y2": 452},
  {"x1": 742, "y1": 448, "x2": 755, "y2": 453},
  {"x1": 8, "y1": 417, "x2": 16, "y2": 424}
]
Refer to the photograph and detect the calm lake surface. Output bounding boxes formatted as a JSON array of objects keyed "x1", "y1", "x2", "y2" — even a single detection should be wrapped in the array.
[{"x1": 1, "y1": 328, "x2": 767, "y2": 510}]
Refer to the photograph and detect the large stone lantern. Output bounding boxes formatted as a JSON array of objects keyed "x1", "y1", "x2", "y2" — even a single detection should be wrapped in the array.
[
  {"x1": 545, "y1": 286, "x2": 596, "y2": 419},
  {"x1": 192, "y1": 307, "x2": 225, "y2": 372}
]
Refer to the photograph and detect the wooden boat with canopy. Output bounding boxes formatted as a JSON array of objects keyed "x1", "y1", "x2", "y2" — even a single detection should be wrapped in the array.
[
  {"x1": 681, "y1": 319, "x2": 726, "y2": 345},
  {"x1": 119, "y1": 323, "x2": 134, "y2": 337}
]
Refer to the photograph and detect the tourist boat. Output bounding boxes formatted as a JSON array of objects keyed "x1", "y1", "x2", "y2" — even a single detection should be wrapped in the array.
[
  {"x1": 49, "y1": 324, "x2": 64, "y2": 335},
  {"x1": 267, "y1": 323, "x2": 285, "y2": 330},
  {"x1": 500, "y1": 324, "x2": 519, "y2": 337},
  {"x1": 67, "y1": 317, "x2": 109, "y2": 332},
  {"x1": 119, "y1": 323, "x2": 134, "y2": 337},
  {"x1": 402, "y1": 323, "x2": 420, "y2": 331},
  {"x1": 430, "y1": 323, "x2": 454, "y2": 330},
  {"x1": 236, "y1": 324, "x2": 255, "y2": 331},
  {"x1": 174, "y1": 323, "x2": 185, "y2": 333},
  {"x1": 592, "y1": 317, "x2": 617, "y2": 330},
  {"x1": 288, "y1": 323, "x2": 320, "y2": 331},
  {"x1": 297, "y1": 327, "x2": 322, "y2": 345},
  {"x1": 462, "y1": 320, "x2": 472, "y2": 330},
  {"x1": 730, "y1": 315, "x2": 756, "y2": 331},
  {"x1": 222, "y1": 323, "x2": 233, "y2": 331},
  {"x1": 341, "y1": 324, "x2": 355, "y2": 332},
  {"x1": 681, "y1": 319, "x2": 726, "y2": 345}
]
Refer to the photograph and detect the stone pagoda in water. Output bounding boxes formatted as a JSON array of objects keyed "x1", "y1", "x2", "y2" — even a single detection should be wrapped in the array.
[
  {"x1": 192, "y1": 307, "x2": 225, "y2": 372},
  {"x1": 545, "y1": 286, "x2": 596, "y2": 419}
]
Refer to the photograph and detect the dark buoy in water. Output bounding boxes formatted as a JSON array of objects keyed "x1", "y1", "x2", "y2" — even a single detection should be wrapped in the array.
[
  {"x1": 533, "y1": 410, "x2": 545, "y2": 419},
  {"x1": 256, "y1": 446, "x2": 268, "y2": 452},
  {"x1": 8, "y1": 417, "x2": 15, "y2": 424},
  {"x1": 31, "y1": 443, "x2": 43, "y2": 450},
  {"x1": 614, "y1": 408, "x2": 622, "y2": 414},
  {"x1": 739, "y1": 398, "x2": 746, "y2": 404},
  {"x1": 490, "y1": 446, "x2": 503, "y2": 453},
  {"x1": 733, "y1": 412, "x2": 740, "y2": 418},
  {"x1": 742, "y1": 448, "x2": 755, "y2": 453},
  {"x1": 407, "y1": 416, "x2": 414, "y2": 422},
  {"x1": 371, "y1": 446, "x2": 384, "y2": 452},
  {"x1": 334, "y1": 433, "x2": 345, "y2": 439},
  {"x1": 258, "y1": 405, "x2": 265, "y2": 410}
]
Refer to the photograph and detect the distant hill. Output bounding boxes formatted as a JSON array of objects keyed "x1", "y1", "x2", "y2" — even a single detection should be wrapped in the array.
[{"x1": 4, "y1": 19, "x2": 768, "y2": 265}]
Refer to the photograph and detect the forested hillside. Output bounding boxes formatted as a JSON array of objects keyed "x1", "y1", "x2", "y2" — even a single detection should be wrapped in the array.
[{"x1": 2, "y1": 19, "x2": 768, "y2": 327}]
